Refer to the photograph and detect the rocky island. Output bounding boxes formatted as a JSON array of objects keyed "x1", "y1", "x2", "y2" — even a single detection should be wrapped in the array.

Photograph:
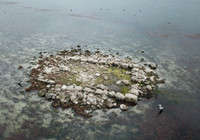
[{"x1": 26, "y1": 48, "x2": 164, "y2": 117}]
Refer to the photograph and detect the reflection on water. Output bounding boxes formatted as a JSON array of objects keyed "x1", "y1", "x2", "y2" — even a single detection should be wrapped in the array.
[{"x1": 0, "y1": 0, "x2": 200, "y2": 139}]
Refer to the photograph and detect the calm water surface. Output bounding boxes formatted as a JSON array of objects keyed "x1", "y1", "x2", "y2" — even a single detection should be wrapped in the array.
[{"x1": 0, "y1": 0, "x2": 200, "y2": 139}]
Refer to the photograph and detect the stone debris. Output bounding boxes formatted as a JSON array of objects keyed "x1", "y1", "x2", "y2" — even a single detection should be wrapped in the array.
[{"x1": 26, "y1": 49, "x2": 164, "y2": 117}]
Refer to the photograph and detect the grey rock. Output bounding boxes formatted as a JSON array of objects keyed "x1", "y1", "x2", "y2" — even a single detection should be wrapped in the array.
[
  {"x1": 130, "y1": 88, "x2": 139, "y2": 96},
  {"x1": 108, "y1": 91, "x2": 116, "y2": 98},
  {"x1": 116, "y1": 80, "x2": 122, "y2": 85},
  {"x1": 115, "y1": 92, "x2": 125, "y2": 100},
  {"x1": 120, "y1": 104, "x2": 129, "y2": 111},
  {"x1": 107, "y1": 100, "x2": 117, "y2": 108},
  {"x1": 125, "y1": 94, "x2": 138, "y2": 103},
  {"x1": 132, "y1": 64, "x2": 139, "y2": 68},
  {"x1": 75, "y1": 86, "x2": 83, "y2": 91},
  {"x1": 97, "y1": 84, "x2": 108, "y2": 90},
  {"x1": 59, "y1": 65, "x2": 70, "y2": 71},
  {"x1": 66, "y1": 85, "x2": 75, "y2": 91},
  {"x1": 95, "y1": 89, "x2": 104, "y2": 95},
  {"x1": 61, "y1": 99, "x2": 67, "y2": 103},
  {"x1": 148, "y1": 62, "x2": 157, "y2": 69},
  {"x1": 84, "y1": 87, "x2": 94, "y2": 93},
  {"x1": 76, "y1": 91, "x2": 84, "y2": 99},
  {"x1": 46, "y1": 85, "x2": 51, "y2": 88},
  {"x1": 122, "y1": 80, "x2": 130, "y2": 85},
  {"x1": 44, "y1": 67, "x2": 52, "y2": 74},
  {"x1": 37, "y1": 78, "x2": 55, "y2": 84},
  {"x1": 47, "y1": 80, "x2": 55, "y2": 84},
  {"x1": 61, "y1": 85, "x2": 67, "y2": 91},
  {"x1": 146, "y1": 85, "x2": 152, "y2": 91},
  {"x1": 132, "y1": 68, "x2": 139, "y2": 72}
]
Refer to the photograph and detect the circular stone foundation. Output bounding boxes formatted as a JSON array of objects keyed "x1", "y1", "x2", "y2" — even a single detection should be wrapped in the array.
[{"x1": 26, "y1": 49, "x2": 164, "y2": 117}]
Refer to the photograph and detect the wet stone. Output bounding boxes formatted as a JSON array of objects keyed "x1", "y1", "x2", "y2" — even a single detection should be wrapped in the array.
[{"x1": 120, "y1": 104, "x2": 129, "y2": 111}]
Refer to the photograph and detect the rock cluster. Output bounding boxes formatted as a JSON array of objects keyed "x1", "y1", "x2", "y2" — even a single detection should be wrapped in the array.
[{"x1": 26, "y1": 49, "x2": 164, "y2": 117}]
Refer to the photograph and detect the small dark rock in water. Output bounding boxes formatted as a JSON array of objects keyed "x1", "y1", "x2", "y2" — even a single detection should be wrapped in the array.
[
  {"x1": 77, "y1": 45, "x2": 81, "y2": 48},
  {"x1": 39, "y1": 54, "x2": 43, "y2": 58},
  {"x1": 141, "y1": 50, "x2": 144, "y2": 53},
  {"x1": 95, "y1": 50, "x2": 100, "y2": 54},
  {"x1": 168, "y1": 22, "x2": 170, "y2": 24},
  {"x1": 38, "y1": 92, "x2": 46, "y2": 97},
  {"x1": 148, "y1": 62, "x2": 157, "y2": 69},
  {"x1": 17, "y1": 82, "x2": 23, "y2": 87},
  {"x1": 140, "y1": 58, "x2": 145, "y2": 62},
  {"x1": 116, "y1": 52, "x2": 119, "y2": 55},
  {"x1": 18, "y1": 66, "x2": 23, "y2": 70}
]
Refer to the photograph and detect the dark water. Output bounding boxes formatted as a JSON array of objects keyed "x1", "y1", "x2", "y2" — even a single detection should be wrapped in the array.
[{"x1": 0, "y1": 0, "x2": 200, "y2": 139}]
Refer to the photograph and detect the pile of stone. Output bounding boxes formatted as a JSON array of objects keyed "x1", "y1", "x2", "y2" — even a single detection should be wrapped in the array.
[{"x1": 26, "y1": 49, "x2": 164, "y2": 117}]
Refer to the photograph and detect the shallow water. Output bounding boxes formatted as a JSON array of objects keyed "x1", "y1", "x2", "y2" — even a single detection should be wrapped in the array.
[{"x1": 0, "y1": 0, "x2": 200, "y2": 139}]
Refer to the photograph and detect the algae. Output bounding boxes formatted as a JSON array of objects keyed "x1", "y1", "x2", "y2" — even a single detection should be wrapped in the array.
[
  {"x1": 107, "y1": 66, "x2": 131, "y2": 80},
  {"x1": 120, "y1": 85, "x2": 130, "y2": 95},
  {"x1": 65, "y1": 75, "x2": 82, "y2": 86},
  {"x1": 38, "y1": 92, "x2": 46, "y2": 97}
]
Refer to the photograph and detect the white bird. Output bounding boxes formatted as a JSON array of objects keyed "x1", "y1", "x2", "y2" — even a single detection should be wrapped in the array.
[{"x1": 158, "y1": 104, "x2": 164, "y2": 111}]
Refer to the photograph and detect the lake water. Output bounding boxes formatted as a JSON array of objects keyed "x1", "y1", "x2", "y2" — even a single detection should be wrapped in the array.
[{"x1": 0, "y1": 0, "x2": 200, "y2": 139}]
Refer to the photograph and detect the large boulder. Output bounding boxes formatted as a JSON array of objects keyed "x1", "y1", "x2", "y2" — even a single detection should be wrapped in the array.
[
  {"x1": 115, "y1": 92, "x2": 125, "y2": 101},
  {"x1": 130, "y1": 88, "x2": 140, "y2": 96},
  {"x1": 125, "y1": 94, "x2": 138, "y2": 103}
]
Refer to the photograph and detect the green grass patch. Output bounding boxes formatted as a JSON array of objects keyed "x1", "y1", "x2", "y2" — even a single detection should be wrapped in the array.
[
  {"x1": 120, "y1": 85, "x2": 129, "y2": 95},
  {"x1": 65, "y1": 75, "x2": 82, "y2": 86},
  {"x1": 107, "y1": 67, "x2": 131, "y2": 80}
]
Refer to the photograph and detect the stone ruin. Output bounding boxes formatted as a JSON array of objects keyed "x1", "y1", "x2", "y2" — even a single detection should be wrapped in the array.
[{"x1": 26, "y1": 49, "x2": 164, "y2": 117}]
